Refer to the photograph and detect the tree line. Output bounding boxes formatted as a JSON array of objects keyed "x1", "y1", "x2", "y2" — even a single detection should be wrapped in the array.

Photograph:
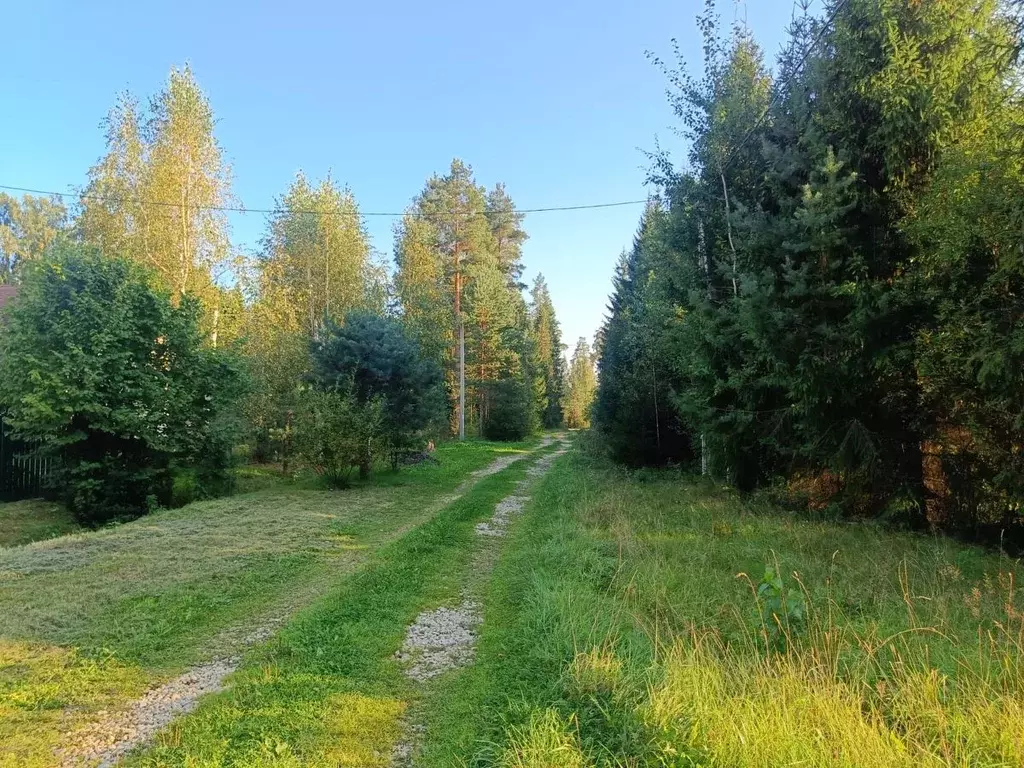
[
  {"x1": 595, "y1": 0, "x2": 1024, "y2": 543},
  {"x1": 0, "y1": 66, "x2": 586, "y2": 524}
]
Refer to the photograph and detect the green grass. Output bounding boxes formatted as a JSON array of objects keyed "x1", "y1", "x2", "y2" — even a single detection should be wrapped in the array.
[
  {"x1": 12, "y1": 435, "x2": 1016, "y2": 767},
  {"x1": 119, "y1": 445, "x2": 554, "y2": 767},
  {"x1": 415, "y1": 444, "x2": 1024, "y2": 767},
  {"x1": 0, "y1": 499, "x2": 79, "y2": 548},
  {"x1": 0, "y1": 438, "x2": 537, "y2": 768}
]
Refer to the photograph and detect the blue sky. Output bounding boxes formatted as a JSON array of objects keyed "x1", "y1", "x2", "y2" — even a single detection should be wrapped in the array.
[{"x1": 2, "y1": 0, "x2": 801, "y2": 355}]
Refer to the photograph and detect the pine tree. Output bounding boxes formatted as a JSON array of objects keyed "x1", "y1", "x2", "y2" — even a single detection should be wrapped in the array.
[
  {"x1": 486, "y1": 183, "x2": 528, "y2": 288},
  {"x1": 395, "y1": 160, "x2": 533, "y2": 437}
]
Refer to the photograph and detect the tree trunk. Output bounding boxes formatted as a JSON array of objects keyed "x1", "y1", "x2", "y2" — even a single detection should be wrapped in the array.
[
  {"x1": 282, "y1": 410, "x2": 293, "y2": 475},
  {"x1": 459, "y1": 318, "x2": 466, "y2": 441},
  {"x1": 652, "y1": 363, "x2": 661, "y2": 451},
  {"x1": 360, "y1": 436, "x2": 371, "y2": 480},
  {"x1": 720, "y1": 171, "x2": 739, "y2": 297},
  {"x1": 454, "y1": 250, "x2": 466, "y2": 441}
]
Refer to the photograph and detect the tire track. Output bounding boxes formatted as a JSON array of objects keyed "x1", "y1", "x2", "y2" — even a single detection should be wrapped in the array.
[
  {"x1": 391, "y1": 436, "x2": 569, "y2": 766},
  {"x1": 54, "y1": 441, "x2": 553, "y2": 768}
]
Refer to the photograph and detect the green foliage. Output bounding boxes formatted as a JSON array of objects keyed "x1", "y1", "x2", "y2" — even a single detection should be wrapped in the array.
[
  {"x1": 483, "y1": 377, "x2": 536, "y2": 442},
  {"x1": 755, "y1": 566, "x2": 806, "y2": 650},
  {"x1": 595, "y1": 0, "x2": 1024, "y2": 538},
  {"x1": 594, "y1": 207, "x2": 694, "y2": 466},
  {"x1": 311, "y1": 312, "x2": 445, "y2": 470},
  {"x1": 77, "y1": 65, "x2": 237, "y2": 338},
  {"x1": 529, "y1": 275, "x2": 566, "y2": 428},
  {"x1": 243, "y1": 172, "x2": 380, "y2": 468},
  {"x1": 0, "y1": 193, "x2": 67, "y2": 284},
  {"x1": 561, "y1": 337, "x2": 598, "y2": 430},
  {"x1": 259, "y1": 172, "x2": 376, "y2": 338},
  {"x1": 0, "y1": 243, "x2": 243, "y2": 524},
  {"x1": 293, "y1": 386, "x2": 384, "y2": 488},
  {"x1": 563, "y1": 338, "x2": 597, "y2": 429},
  {"x1": 395, "y1": 159, "x2": 539, "y2": 436}
]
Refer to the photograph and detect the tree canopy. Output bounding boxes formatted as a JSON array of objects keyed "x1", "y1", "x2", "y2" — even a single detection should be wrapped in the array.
[
  {"x1": 563, "y1": 338, "x2": 597, "y2": 430},
  {"x1": 0, "y1": 243, "x2": 243, "y2": 523},
  {"x1": 595, "y1": 0, "x2": 1024, "y2": 541},
  {"x1": 394, "y1": 159, "x2": 539, "y2": 438}
]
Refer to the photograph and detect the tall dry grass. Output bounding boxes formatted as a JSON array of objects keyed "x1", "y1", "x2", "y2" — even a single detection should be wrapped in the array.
[{"x1": 496, "y1": 453, "x2": 1024, "y2": 767}]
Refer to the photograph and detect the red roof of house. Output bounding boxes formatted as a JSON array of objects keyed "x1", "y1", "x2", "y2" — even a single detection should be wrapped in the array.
[{"x1": 0, "y1": 285, "x2": 17, "y2": 310}]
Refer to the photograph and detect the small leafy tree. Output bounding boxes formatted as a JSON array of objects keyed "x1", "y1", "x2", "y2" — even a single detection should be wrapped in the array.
[
  {"x1": 483, "y1": 377, "x2": 536, "y2": 442},
  {"x1": 311, "y1": 313, "x2": 444, "y2": 470},
  {"x1": 293, "y1": 385, "x2": 384, "y2": 487},
  {"x1": 0, "y1": 243, "x2": 243, "y2": 524}
]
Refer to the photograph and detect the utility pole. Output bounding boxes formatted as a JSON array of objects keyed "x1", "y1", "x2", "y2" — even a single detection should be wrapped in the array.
[
  {"x1": 454, "y1": 247, "x2": 466, "y2": 440},
  {"x1": 698, "y1": 218, "x2": 710, "y2": 476},
  {"x1": 459, "y1": 313, "x2": 466, "y2": 440}
]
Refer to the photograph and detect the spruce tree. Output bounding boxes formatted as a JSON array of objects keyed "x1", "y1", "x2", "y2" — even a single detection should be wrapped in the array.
[{"x1": 529, "y1": 275, "x2": 566, "y2": 428}]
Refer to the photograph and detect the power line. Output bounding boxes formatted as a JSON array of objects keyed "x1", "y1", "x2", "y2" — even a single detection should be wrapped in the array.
[{"x1": 0, "y1": 184, "x2": 647, "y2": 218}]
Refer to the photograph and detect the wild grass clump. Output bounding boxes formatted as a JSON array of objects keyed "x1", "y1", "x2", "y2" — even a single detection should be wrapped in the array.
[
  {"x1": 499, "y1": 709, "x2": 587, "y2": 768},
  {"x1": 638, "y1": 593, "x2": 1024, "y2": 766}
]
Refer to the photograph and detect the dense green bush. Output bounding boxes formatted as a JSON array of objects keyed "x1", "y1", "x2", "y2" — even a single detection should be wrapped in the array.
[
  {"x1": 0, "y1": 243, "x2": 244, "y2": 524},
  {"x1": 311, "y1": 313, "x2": 445, "y2": 470},
  {"x1": 483, "y1": 377, "x2": 536, "y2": 442},
  {"x1": 293, "y1": 385, "x2": 384, "y2": 487}
]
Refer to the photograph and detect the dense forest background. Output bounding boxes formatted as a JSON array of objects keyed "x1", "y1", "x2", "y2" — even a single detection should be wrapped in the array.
[
  {"x1": 595, "y1": 0, "x2": 1024, "y2": 545},
  {"x1": 6, "y1": 0, "x2": 1024, "y2": 548},
  {"x1": 0, "y1": 68, "x2": 599, "y2": 522}
]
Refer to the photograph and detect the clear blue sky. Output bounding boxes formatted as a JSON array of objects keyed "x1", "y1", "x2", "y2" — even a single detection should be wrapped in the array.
[{"x1": 2, "y1": 0, "x2": 801, "y2": 356}]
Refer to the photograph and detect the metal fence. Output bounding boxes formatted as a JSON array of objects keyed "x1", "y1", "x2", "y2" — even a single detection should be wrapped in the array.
[{"x1": 0, "y1": 417, "x2": 52, "y2": 501}]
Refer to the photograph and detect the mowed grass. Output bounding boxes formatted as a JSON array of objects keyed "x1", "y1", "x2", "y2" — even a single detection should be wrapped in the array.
[
  {"x1": 419, "y1": 444, "x2": 1024, "y2": 767},
  {"x1": 0, "y1": 500, "x2": 79, "y2": 548},
  {"x1": 119, "y1": 445, "x2": 558, "y2": 767},
  {"x1": 0, "y1": 438, "x2": 534, "y2": 768}
]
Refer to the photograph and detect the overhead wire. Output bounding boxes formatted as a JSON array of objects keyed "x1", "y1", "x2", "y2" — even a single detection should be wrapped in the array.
[{"x1": 0, "y1": 184, "x2": 648, "y2": 218}]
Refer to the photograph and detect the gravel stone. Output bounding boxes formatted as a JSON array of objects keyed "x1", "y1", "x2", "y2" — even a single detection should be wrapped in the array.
[
  {"x1": 474, "y1": 495, "x2": 529, "y2": 538},
  {"x1": 395, "y1": 601, "x2": 481, "y2": 681},
  {"x1": 57, "y1": 658, "x2": 238, "y2": 767},
  {"x1": 56, "y1": 611, "x2": 293, "y2": 766},
  {"x1": 391, "y1": 438, "x2": 569, "y2": 764}
]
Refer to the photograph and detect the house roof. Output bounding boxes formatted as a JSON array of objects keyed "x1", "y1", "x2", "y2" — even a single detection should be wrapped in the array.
[{"x1": 0, "y1": 285, "x2": 17, "y2": 310}]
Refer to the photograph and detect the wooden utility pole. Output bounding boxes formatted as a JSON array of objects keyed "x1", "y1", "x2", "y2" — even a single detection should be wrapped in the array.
[
  {"x1": 454, "y1": 245, "x2": 466, "y2": 440},
  {"x1": 698, "y1": 218, "x2": 710, "y2": 476},
  {"x1": 459, "y1": 313, "x2": 466, "y2": 440}
]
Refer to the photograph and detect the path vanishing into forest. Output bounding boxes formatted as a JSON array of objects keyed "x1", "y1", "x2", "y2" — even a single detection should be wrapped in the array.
[{"x1": 0, "y1": 435, "x2": 566, "y2": 768}]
